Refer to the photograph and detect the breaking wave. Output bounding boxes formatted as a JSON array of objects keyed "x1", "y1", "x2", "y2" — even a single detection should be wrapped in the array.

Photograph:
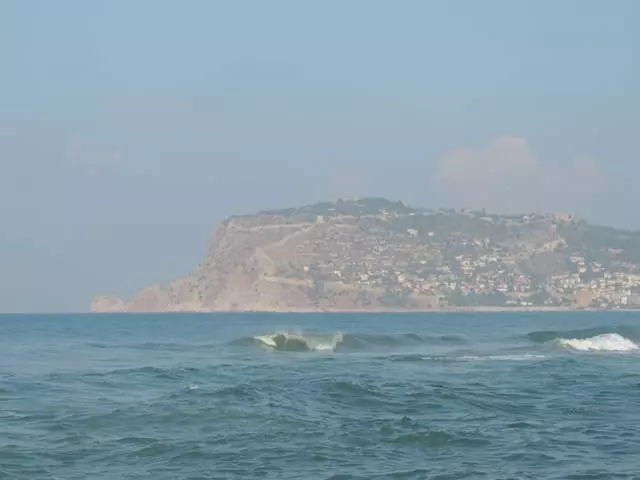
[
  {"x1": 556, "y1": 333, "x2": 639, "y2": 352},
  {"x1": 528, "y1": 326, "x2": 640, "y2": 352},
  {"x1": 243, "y1": 326, "x2": 640, "y2": 354},
  {"x1": 252, "y1": 332, "x2": 344, "y2": 352},
  {"x1": 527, "y1": 326, "x2": 640, "y2": 344},
  {"x1": 239, "y1": 332, "x2": 468, "y2": 352}
]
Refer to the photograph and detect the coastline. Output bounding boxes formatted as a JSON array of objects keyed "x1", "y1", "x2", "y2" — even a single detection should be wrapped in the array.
[
  {"x1": 80, "y1": 306, "x2": 640, "y2": 315},
  {"x1": 9, "y1": 306, "x2": 640, "y2": 316}
]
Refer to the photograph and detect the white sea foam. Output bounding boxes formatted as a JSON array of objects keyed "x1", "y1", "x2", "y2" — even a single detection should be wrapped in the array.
[
  {"x1": 557, "y1": 333, "x2": 639, "y2": 352},
  {"x1": 253, "y1": 332, "x2": 344, "y2": 352},
  {"x1": 253, "y1": 334, "x2": 278, "y2": 348}
]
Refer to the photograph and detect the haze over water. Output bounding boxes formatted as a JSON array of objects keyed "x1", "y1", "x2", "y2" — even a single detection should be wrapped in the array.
[{"x1": 1, "y1": 312, "x2": 639, "y2": 479}]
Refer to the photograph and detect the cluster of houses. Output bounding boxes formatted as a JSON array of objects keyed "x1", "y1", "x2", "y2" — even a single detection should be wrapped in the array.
[{"x1": 283, "y1": 215, "x2": 640, "y2": 308}]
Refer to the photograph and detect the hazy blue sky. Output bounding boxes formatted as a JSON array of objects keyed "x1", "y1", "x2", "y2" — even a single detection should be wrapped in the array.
[{"x1": 1, "y1": 1, "x2": 638, "y2": 312}]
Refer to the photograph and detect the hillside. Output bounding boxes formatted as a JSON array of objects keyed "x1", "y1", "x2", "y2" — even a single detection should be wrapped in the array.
[{"x1": 92, "y1": 198, "x2": 640, "y2": 312}]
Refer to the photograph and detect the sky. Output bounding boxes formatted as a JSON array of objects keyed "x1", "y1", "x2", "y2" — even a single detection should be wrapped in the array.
[{"x1": 1, "y1": 0, "x2": 638, "y2": 312}]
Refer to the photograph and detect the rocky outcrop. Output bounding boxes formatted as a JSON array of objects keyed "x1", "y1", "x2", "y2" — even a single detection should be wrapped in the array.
[
  {"x1": 91, "y1": 220, "x2": 326, "y2": 312},
  {"x1": 91, "y1": 295, "x2": 127, "y2": 313},
  {"x1": 127, "y1": 285, "x2": 170, "y2": 312}
]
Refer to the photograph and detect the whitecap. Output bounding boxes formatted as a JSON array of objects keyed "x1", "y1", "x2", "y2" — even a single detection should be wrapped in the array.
[
  {"x1": 252, "y1": 332, "x2": 344, "y2": 352},
  {"x1": 253, "y1": 334, "x2": 278, "y2": 348},
  {"x1": 557, "y1": 333, "x2": 639, "y2": 352}
]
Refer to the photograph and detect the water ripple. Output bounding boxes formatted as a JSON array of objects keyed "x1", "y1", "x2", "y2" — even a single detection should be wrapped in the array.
[{"x1": 2, "y1": 313, "x2": 640, "y2": 479}]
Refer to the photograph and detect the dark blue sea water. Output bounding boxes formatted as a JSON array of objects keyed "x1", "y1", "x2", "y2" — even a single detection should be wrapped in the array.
[{"x1": 2, "y1": 313, "x2": 640, "y2": 479}]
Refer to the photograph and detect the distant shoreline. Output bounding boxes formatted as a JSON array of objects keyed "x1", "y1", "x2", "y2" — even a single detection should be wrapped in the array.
[{"x1": 9, "y1": 306, "x2": 639, "y2": 315}]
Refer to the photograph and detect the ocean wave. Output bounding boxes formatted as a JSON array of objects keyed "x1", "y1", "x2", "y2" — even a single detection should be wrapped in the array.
[
  {"x1": 527, "y1": 326, "x2": 640, "y2": 352},
  {"x1": 556, "y1": 333, "x2": 639, "y2": 352},
  {"x1": 243, "y1": 332, "x2": 468, "y2": 352},
  {"x1": 459, "y1": 354, "x2": 548, "y2": 362},
  {"x1": 392, "y1": 430, "x2": 490, "y2": 448},
  {"x1": 388, "y1": 353, "x2": 547, "y2": 363},
  {"x1": 527, "y1": 325, "x2": 640, "y2": 344},
  {"x1": 252, "y1": 332, "x2": 344, "y2": 352},
  {"x1": 80, "y1": 365, "x2": 204, "y2": 381}
]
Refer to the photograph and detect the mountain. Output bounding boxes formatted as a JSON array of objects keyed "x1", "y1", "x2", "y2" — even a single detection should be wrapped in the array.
[{"x1": 92, "y1": 198, "x2": 640, "y2": 312}]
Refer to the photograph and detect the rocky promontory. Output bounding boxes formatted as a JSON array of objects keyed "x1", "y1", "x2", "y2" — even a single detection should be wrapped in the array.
[{"x1": 92, "y1": 198, "x2": 640, "y2": 312}]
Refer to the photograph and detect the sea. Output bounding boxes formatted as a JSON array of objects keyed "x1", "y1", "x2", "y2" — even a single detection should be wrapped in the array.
[{"x1": 1, "y1": 312, "x2": 640, "y2": 479}]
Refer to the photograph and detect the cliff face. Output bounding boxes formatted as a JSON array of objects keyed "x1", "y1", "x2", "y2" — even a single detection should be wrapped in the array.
[
  {"x1": 91, "y1": 198, "x2": 640, "y2": 312},
  {"x1": 93, "y1": 220, "x2": 324, "y2": 312}
]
